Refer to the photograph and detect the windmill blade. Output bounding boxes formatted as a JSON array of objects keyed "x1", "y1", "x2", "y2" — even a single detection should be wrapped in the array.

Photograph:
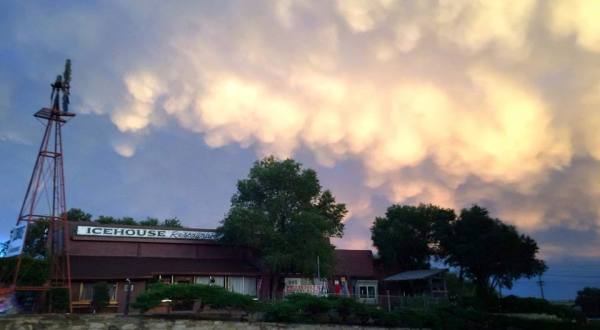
[
  {"x1": 62, "y1": 59, "x2": 71, "y2": 112},
  {"x1": 63, "y1": 59, "x2": 71, "y2": 85}
]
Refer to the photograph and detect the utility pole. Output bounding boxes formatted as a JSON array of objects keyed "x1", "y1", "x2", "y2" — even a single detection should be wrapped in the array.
[
  {"x1": 537, "y1": 274, "x2": 545, "y2": 300},
  {"x1": 316, "y1": 256, "x2": 320, "y2": 279}
]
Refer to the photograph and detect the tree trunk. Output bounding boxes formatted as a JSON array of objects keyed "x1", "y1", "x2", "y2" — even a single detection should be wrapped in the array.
[{"x1": 270, "y1": 274, "x2": 279, "y2": 300}]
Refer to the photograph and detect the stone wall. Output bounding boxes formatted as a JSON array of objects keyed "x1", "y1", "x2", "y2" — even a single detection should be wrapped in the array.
[{"x1": 0, "y1": 314, "x2": 413, "y2": 330}]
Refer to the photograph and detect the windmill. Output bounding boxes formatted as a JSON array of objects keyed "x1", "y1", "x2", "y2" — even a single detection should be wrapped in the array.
[{"x1": 5, "y1": 60, "x2": 75, "y2": 312}]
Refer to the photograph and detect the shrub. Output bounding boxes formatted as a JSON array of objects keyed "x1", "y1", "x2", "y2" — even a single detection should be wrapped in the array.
[
  {"x1": 132, "y1": 283, "x2": 258, "y2": 313},
  {"x1": 91, "y1": 282, "x2": 110, "y2": 312},
  {"x1": 48, "y1": 288, "x2": 69, "y2": 313},
  {"x1": 263, "y1": 301, "x2": 302, "y2": 323},
  {"x1": 498, "y1": 295, "x2": 583, "y2": 322},
  {"x1": 576, "y1": 287, "x2": 600, "y2": 318},
  {"x1": 263, "y1": 294, "x2": 401, "y2": 327},
  {"x1": 0, "y1": 257, "x2": 50, "y2": 286}
]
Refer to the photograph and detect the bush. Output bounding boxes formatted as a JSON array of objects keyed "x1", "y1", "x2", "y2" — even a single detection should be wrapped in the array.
[
  {"x1": 263, "y1": 294, "x2": 401, "y2": 327},
  {"x1": 132, "y1": 283, "x2": 258, "y2": 313},
  {"x1": 576, "y1": 287, "x2": 600, "y2": 318},
  {"x1": 497, "y1": 295, "x2": 583, "y2": 322},
  {"x1": 48, "y1": 288, "x2": 69, "y2": 312},
  {"x1": 0, "y1": 257, "x2": 50, "y2": 286},
  {"x1": 91, "y1": 282, "x2": 110, "y2": 312}
]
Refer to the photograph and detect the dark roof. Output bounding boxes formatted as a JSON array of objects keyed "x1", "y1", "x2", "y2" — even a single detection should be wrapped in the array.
[
  {"x1": 70, "y1": 256, "x2": 261, "y2": 280},
  {"x1": 334, "y1": 249, "x2": 375, "y2": 278},
  {"x1": 383, "y1": 268, "x2": 448, "y2": 281}
]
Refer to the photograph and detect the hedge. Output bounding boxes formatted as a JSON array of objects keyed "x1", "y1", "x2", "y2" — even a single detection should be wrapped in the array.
[{"x1": 131, "y1": 283, "x2": 259, "y2": 312}]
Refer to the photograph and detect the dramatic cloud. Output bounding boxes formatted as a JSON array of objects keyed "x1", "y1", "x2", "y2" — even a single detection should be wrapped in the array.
[{"x1": 3, "y1": 0, "x2": 600, "y2": 257}]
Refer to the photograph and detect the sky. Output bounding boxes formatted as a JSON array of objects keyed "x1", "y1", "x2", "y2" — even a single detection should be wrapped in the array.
[{"x1": 1, "y1": 0, "x2": 600, "y2": 300}]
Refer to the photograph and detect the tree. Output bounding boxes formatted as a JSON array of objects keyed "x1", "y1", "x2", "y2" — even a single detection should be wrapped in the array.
[
  {"x1": 95, "y1": 216, "x2": 118, "y2": 224},
  {"x1": 162, "y1": 217, "x2": 183, "y2": 228},
  {"x1": 66, "y1": 208, "x2": 92, "y2": 222},
  {"x1": 438, "y1": 205, "x2": 546, "y2": 295},
  {"x1": 117, "y1": 217, "x2": 137, "y2": 225},
  {"x1": 575, "y1": 287, "x2": 600, "y2": 317},
  {"x1": 217, "y1": 157, "x2": 347, "y2": 297},
  {"x1": 139, "y1": 217, "x2": 159, "y2": 227},
  {"x1": 371, "y1": 204, "x2": 455, "y2": 272}
]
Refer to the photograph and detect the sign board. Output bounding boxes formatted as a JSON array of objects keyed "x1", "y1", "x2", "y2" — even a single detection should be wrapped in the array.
[
  {"x1": 284, "y1": 278, "x2": 328, "y2": 296},
  {"x1": 76, "y1": 226, "x2": 216, "y2": 240},
  {"x1": 5, "y1": 223, "x2": 28, "y2": 258}
]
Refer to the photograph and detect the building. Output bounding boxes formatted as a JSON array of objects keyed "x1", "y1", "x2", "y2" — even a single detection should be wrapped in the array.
[
  {"x1": 382, "y1": 268, "x2": 448, "y2": 298},
  {"x1": 66, "y1": 222, "x2": 377, "y2": 312},
  {"x1": 332, "y1": 250, "x2": 379, "y2": 304}
]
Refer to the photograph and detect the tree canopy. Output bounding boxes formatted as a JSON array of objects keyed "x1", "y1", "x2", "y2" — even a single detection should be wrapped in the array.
[
  {"x1": 371, "y1": 204, "x2": 546, "y2": 295},
  {"x1": 438, "y1": 205, "x2": 546, "y2": 293},
  {"x1": 65, "y1": 208, "x2": 183, "y2": 228},
  {"x1": 371, "y1": 204, "x2": 455, "y2": 271},
  {"x1": 217, "y1": 157, "x2": 347, "y2": 294}
]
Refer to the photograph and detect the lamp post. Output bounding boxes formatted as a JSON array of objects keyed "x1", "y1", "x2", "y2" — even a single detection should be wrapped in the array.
[{"x1": 124, "y1": 278, "x2": 132, "y2": 316}]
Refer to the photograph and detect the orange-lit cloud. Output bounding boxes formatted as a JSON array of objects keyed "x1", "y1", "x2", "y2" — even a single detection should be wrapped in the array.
[
  {"x1": 97, "y1": 1, "x2": 600, "y2": 243},
  {"x1": 6, "y1": 0, "x2": 600, "y2": 256}
]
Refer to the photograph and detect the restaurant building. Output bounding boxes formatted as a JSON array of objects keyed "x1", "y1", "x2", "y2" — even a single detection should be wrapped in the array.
[{"x1": 67, "y1": 222, "x2": 377, "y2": 312}]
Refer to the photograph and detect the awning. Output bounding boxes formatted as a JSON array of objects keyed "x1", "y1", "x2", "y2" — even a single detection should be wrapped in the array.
[
  {"x1": 70, "y1": 256, "x2": 261, "y2": 280},
  {"x1": 383, "y1": 268, "x2": 447, "y2": 281}
]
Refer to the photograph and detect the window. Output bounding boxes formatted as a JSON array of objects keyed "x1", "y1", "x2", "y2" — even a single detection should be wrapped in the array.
[
  {"x1": 158, "y1": 275, "x2": 174, "y2": 284},
  {"x1": 356, "y1": 281, "x2": 378, "y2": 303},
  {"x1": 227, "y1": 277, "x2": 257, "y2": 296},
  {"x1": 195, "y1": 276, "x2": 256, "y2": 296},
  {"x1": 78, "y1": 283, "x2": 93, "y2": 301},
  {"x1": 194, "y1": 276, "x2": 224, "y2": 287},
  {"x1": 77, "y1": 283, "x2": 117, "y2": 302},
  {"x1": 367, "y1": 286, "x2": 375, "y2": 299},
  {"x1": 109, "y1": 283, "x2": 118, "y2": 302}
]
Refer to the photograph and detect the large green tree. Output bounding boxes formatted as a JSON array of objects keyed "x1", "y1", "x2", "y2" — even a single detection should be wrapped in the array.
[
  {"x1": 217, "y1": 157, "x2": 347, "y2": 297},
  {"x1": 438, "y1": 205, "x2": 546, "y2": 295},
  {"x1": 66, "y1": 208, "x2": 92, "y2": 222},
  {"x1": 371, "y1": 204, "x2": 456, "y2": 272}
]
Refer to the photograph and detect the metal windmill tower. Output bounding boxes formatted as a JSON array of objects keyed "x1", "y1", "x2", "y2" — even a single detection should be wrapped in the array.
[{"x1": 11, "y1": 60, "x2": 74, "y2": 312}]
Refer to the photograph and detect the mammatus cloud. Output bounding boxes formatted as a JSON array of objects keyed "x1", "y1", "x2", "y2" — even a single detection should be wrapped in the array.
[{"x1": 5, "y1": 1, "x2": 600, "y2": 255}]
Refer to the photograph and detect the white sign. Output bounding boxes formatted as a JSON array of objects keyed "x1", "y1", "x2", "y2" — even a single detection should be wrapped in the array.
[
  {"x1": 284, "y1": 278, "x2": 328, "y2": 296},
  {"x1": 76, "y1": 226, "x2": 216, "y2": 240},
  {"x1": 5, "y1": 223, "x2": 28, "y2": 258}
]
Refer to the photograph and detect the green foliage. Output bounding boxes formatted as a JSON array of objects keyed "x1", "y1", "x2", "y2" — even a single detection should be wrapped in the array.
[
  {"x1": 66, "y1": 208, "x2": 92, "y2": 222},
  {"x1": 76, "y1": 209, "x2": 183, "y2": 228},
  {"x1": 264, "y1": 294, "x2": 401, "y2": 327},
  {"x1": 439, "y1": 205, "x2": 547, "y2": 294},
  {"x1": 0, "y1": 257, "x2": 49, "y2": 286},
  {"x1": 22, "y1": 221, "x2": 49, "y2": 258},
  {"x1": 91, "y1": 282, "x2": 110, "y2": 312},
  {"x1": 162, "y1": 217, "x2": 183, "y2": 228},
  {"x1": 576, "y1": 287, "x2": 600, "y2": 318},
  {"x1": 373, "y1": 204, "x2": 546, "y2": 295},
  {"x1": 132, "y1": 283, "x2": 258, "y2": 313},
  {"x1": 497, "y1": 295, "x2": 583, "y2": 321},
  {"x1": 217, "y1": 157, "x2": 347, "y2": 287},
  {"x1": 139, "y1": 217, "x2": 159, "y2": 226},
  {"x1": 48, "y1": 288, "x2": 69, "y2": 312},
  {"x1": 371, "y1": 204, "x2": 455, "y2": 271},
  {"x1": 118, "y1": 217, "x2": 137, "y2": 225},
  {"x1": 95, "y1": 216, "x2": 118, "y2": 224}
]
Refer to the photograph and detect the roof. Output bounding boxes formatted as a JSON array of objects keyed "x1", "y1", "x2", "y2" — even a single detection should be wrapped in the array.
[
  {"x1": 70, "y1": 256, "x2": 261, "y2": 280},
  {"x1": 334, "y1": 249, "x2": 375, "y2": 278},
  {"x1": 383, "y1": 268, "x2": 448, "y2": 281}
]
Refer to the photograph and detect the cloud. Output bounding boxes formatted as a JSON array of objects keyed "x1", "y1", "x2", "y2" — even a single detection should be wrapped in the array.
[
  {"x1": 547, "y1": 0, "x2": 600, "y2": 52},
  {"x1": 5, "y1": 0, "x2": 600, "y2": 258}
]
